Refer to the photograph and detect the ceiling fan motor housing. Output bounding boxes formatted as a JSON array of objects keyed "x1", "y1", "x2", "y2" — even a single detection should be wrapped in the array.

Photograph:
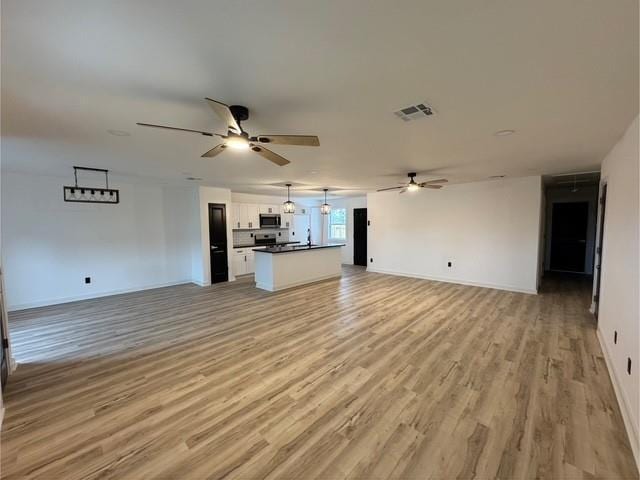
[{"x1": 229, "y1": 105, "x2": 249, "y2": 122}]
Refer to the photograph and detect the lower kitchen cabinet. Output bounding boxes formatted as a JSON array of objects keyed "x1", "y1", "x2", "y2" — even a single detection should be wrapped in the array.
[{"x1": 232, "y1": 248, "x2": 255, "y2": 276}]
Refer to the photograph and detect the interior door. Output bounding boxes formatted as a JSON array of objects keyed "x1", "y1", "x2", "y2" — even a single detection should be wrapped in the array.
[
  {"x1": 550, "y1": 202, "x2": 589, "y2": 272},
  {"x1": 208, "y1": 203, "x2": 229, "y2": 284},
  {"x1": 0, "y1": 270, "x2": 7, "y2": 388},
  {"x1": 0, "y1": 313, "x2": 7, "y2": 389},
  {"x1": 594, "y1": 185, "x2": 607, "y2": 319},
  {"x1": 353, "y1": 208, "x2": 368, "y2": 266}
]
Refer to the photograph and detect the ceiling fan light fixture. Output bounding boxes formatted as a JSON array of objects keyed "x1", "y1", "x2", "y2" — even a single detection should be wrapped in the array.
[
  {"x1": 225, "y1": 136, "x2": 250, "y2": 150},
  {"x1": 283, "y1": 183, "x2": 295, "y2": 214},
  {"x1": 320, "y1": 188, "x2": 331, "y2": 215},
  {"x1": 407, "y1": 183, "x2": 420, "y2": 192}
]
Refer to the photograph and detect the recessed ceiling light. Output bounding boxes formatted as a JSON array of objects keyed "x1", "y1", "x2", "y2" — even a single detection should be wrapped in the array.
[
  {"x1": 494, "y1": 129, "x2": 515, "y2": 136},
  {"x1": 310, "y1": 170, "x2": 318, "y2": 174},
  {"x1": 107, "y1": 129, "x2": 131, "y2": 137}
]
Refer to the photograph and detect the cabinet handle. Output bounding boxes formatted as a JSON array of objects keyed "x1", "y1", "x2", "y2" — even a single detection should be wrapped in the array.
[
  {"x1": 244, "y1": 255, "x2": 247, "y2": 261},
  {"x1": 237, "y1": 222, "x2": 240, "y2": 228}
]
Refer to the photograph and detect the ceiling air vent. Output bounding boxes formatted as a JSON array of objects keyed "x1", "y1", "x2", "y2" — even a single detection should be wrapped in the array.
[{"x1": 394, "y1": 102, "x2": 435, "y2": 122}]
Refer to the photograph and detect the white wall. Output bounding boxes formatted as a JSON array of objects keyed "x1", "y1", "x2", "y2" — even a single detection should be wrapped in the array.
[
  {"x1": 1, "y1": 172, "x2": 194, "y2": 310},
  {"x1": 594, "y1": 115, "x2": 639, "y2": 466},
  {"x1": 367, "y1": 176, "x2": 542, "y2": 293}
]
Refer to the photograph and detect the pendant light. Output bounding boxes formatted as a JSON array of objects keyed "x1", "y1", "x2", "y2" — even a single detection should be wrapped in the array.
[
  {"x1": 320, "y1": 188, "x2": 331, "y2": 215},
  {"x1": 283, "y1": 183, "x2": 295, "y2": 213}
]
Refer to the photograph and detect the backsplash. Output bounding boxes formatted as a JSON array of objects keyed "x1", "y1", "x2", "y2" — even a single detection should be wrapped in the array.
[{"x1": 233, "y1": 228, "x2": 290, "y2": 246}]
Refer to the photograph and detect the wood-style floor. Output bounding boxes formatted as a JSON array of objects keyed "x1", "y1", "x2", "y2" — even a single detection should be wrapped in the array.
[{"x1": 2, "y1": 267, "x2": 637, "y2": 479}]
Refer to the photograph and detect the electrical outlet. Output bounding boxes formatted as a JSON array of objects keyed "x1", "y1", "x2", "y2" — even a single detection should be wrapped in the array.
[
  {"x1": 447, "y1": 261, "x2": 452, "y2": 268},
  {"x1": 85, "y1": 277, "x2": 91, "y2": 284},
  {"x1": 370, "y1": 258, "x2": 373, "y2": 263}
]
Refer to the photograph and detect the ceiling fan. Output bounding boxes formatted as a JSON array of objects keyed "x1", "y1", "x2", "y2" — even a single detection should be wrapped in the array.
[
  {"x1": 137, "y1": 98, "x2": 320, "y2": 166},
  {"x1": 377, "y1": 172, "x2": 448, "y2": 193}
]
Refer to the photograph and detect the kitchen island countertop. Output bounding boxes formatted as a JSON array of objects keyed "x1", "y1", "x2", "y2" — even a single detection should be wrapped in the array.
[{"x1": 252, "y1": 243, "x2": 345, "y2": 254}]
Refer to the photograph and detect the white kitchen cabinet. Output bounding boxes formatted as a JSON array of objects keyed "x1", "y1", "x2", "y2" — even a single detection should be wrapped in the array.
[
  {"x1": 231, "y1": 205, "x2": 242, "y2": 229},
  {"x1": 232, "y1": 248, "x2": 255, "y2": 276},
  {"x1": 232, "y1": 204, "x2": 260, "y2": 229},
  {"x1": 259, "y1": 204, "x2": 279, "y2": 214},
  {"x1": 246, "y1": 252, "x2": 255, "y2": 274},
  {"x1": 246, "y1": 204, "x2": 260, "y2": 229},
  {"x1": 281, "y1": 212, "x2": 294, "y2": 229}
]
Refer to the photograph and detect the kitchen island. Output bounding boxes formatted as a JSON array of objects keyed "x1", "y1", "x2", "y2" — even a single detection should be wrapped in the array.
[{"x1": 253, "y1": 243, "x2": 345, "y2": 291}]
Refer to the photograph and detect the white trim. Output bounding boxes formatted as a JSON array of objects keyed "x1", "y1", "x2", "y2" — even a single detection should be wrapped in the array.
[
  {"x1": 366, "y1": 267, "x2": 538, "y2": 295},
  {"x1": 597, "y1": 328, "x2": 640, "y2": 470},
  {"x1": 7, "y1": 279, "x2": 195, "y2": 312}
]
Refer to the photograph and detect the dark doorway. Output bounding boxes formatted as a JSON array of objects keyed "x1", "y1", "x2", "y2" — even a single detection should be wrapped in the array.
[
  {"x1": 208, "y1": 203, "x2": 229, "y2": 284},
  {"x1": 353, "y1": 208, "x2": 367, "y2": 266},
  {"x1": 550, "y1": 202, "x2": 589, "y2": 272},
  {"x1": 0, "y1": 315, "x2": 7, "y2": 389},
  {"x1": 593, "y1": 185, "x2": 607, "y2": 319}
]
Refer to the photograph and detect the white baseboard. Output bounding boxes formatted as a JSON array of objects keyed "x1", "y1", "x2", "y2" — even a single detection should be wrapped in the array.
[
  {"x1": 256, "y1": 273, "x2": 341, "y2": 292},
  {"x1": 366, "y1": 267, "x2": 538, "y2": 294},
  {"x1": 597, "y1": 328, "x2": 639, "y2": 471},
  {"x1": 9, "y1": 356, "x2": 17, "y2": 374},
  {"x1": 7, "y1": 279, "x2": 195, "y2": 312}
]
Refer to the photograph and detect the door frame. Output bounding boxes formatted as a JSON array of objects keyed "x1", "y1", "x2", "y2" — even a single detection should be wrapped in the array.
[
  {"x1": 208, "y1": 203, "x2": 229, "y2": 284},
  {"x1": 548, "y1": 200, "x2": 590, "y2": 273},
  {"x1": 592, "y1": 183, "x2": 607, "y2": 319},
  {"x1": 353, "y1": 208, "x2": 368, "y2": 266}
]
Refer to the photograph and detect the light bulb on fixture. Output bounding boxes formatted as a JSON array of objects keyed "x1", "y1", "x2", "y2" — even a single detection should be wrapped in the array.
[
  {"x1": 407, "y1": 183, "x2": 420, "y2": 192},
  {"x1": 225, "y1": 135, "x2": 250, "y2": 150},
  {"x1": 320, "y1": 188, "x2": 331, "y2": 215},
  {"x1": 283, "y1": 183, "x2": 295, "y2": 214}
]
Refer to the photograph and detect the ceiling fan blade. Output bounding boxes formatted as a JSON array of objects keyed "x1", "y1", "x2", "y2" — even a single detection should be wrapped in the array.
[
  {"x1": 136, "y1": 123, "x2": 213, "y2": 136},
  {"x1": 422, "y1": 178, "x2": 448, "y2": 184},
  {"x1": 421, "y1": 184, "x2": 443, "y2": 189},
  {"x1": 205, "y1": 98, "x2": 242, "y2": 134},
  {"x1": 377, "y1": 186, "x2": 405, "y2": 192},
  {"x1": 201, "y1": 144, "x2": 227, "y2": 158},
  {"x1": 254, "y1": 135, "x2": 320, "y2": 147},
  {"x1": 250, "y1": 145, "x2": 290, "y2": 166}
]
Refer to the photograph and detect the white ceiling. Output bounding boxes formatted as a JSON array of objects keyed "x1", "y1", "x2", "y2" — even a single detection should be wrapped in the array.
[{"x1": 2, "y1": 0, "x2": 638, "y2": 197}]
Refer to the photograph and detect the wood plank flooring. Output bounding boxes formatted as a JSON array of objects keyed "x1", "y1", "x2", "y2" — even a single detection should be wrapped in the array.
[{"x1": 2, "y1": 267, "x2": 638, "y2": 479}]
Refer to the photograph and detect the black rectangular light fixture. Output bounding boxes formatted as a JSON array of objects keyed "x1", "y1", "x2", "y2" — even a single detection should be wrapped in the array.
[{"x1": 63, "y1": 166, "x2": 120, "y2": 204}]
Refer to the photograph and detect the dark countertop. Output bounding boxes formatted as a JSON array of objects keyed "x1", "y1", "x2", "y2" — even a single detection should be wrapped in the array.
[
  {"x1": 233, "y1": 241, "x2": 300, "y2": 249},
  {"x1": 253, "y1": 243, "x2": 345, "y2": 254}
]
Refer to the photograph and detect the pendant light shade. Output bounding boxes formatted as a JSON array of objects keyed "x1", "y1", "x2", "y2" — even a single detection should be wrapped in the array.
[
  {"x1": 320, "y1": 188, "x2": 331, "y2": 215},
  {"x1": 283, "y1": 183, "x2": 295, "y2": 214}
]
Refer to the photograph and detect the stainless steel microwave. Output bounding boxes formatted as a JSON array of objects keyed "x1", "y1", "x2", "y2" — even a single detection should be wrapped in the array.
[{"x1": 259, "y1": 214, "x2": 281, "y2": 228}]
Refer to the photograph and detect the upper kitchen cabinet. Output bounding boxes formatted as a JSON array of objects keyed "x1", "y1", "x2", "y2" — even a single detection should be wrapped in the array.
[
  {"x1": 231, "y1": 204, "x2": 260, "y2": 229},
  {"x1": 246, "y1": 204, "x2": 260, "y2": 229},
  {"x1": 259, "y1": 204, "x2": 279, "y2": 214}
]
